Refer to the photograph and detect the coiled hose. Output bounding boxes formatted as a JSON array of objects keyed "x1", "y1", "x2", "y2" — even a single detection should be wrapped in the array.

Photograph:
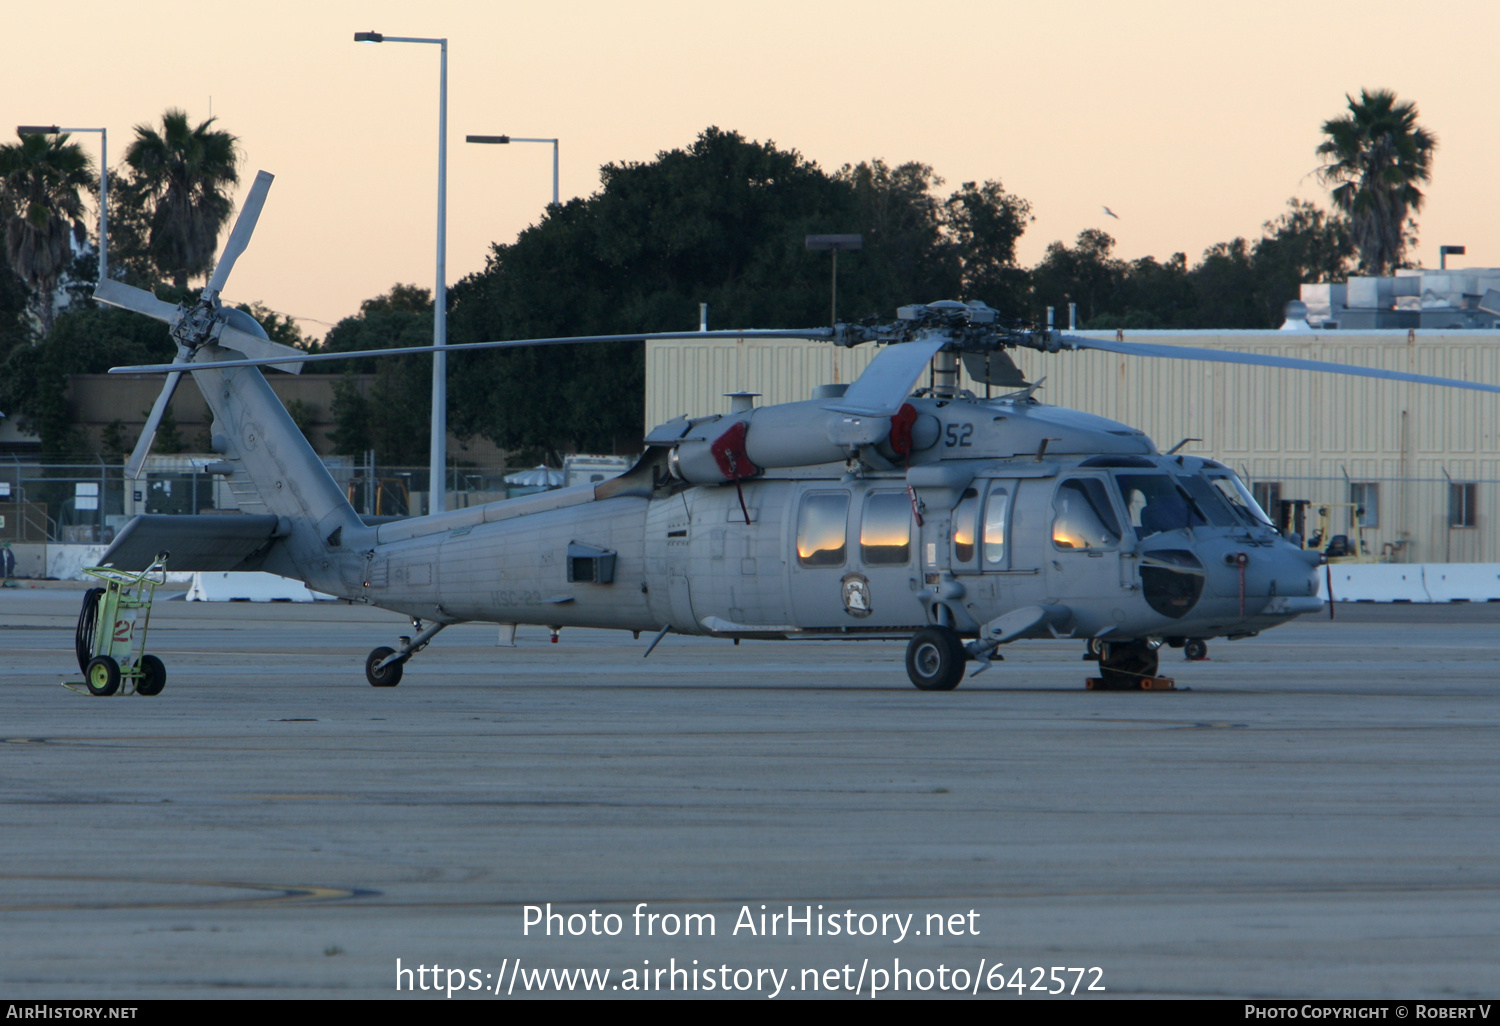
[{"x1": 75, "y1": 587, "x2": 104, "y2": 673}]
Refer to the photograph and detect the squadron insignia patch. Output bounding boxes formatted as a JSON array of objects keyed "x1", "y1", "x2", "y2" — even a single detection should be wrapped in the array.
[{"x1": 841, "y1": 572, "x2": 873, "y2": 618}]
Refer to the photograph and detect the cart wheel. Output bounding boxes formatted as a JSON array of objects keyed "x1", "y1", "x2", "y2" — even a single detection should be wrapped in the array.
[
  {"x1": 85, "y1": 655, "x2": 121, "y2": 697},
  {"x1": 136, "y1": 654, "x2": 167, "y2": 696}
]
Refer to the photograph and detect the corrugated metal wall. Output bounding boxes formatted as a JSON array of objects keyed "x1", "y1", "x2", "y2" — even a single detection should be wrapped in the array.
[{"x1": 647, "y1": 330, "x2": 1500, "y2": 563}]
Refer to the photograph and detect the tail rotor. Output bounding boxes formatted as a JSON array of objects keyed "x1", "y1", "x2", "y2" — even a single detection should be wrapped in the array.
[{"x1": 93, "y1": 170, "x2": 309, "y2": 477}]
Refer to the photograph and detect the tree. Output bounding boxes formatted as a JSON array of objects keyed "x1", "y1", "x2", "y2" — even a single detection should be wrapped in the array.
[
  {"x1": 312, "y1": 284, "x2": 434, "y2": 464},
  {"x1": 943, "y1": 179, "x2": 1033, "y2": 316},
  {"x1": 0, "y1": 131, "x2": 95, "y2": 334},
  {"x1": 446, "y1": 128, "x2": 1038, "y2": 456},
  {"x1": 0, "y1": 264, "x2": 30, "y2": 359},
  {"x1": 0, "y1": 304, "x2": 173, "y2": 454},
  {"x1": 1030, "y1": 229, "x2": 1127, "y2": 326},
  {"x1": 123, "y1": 110, "x2": 241, "y2": 288},
  {"x1": 1316, "y1": 89, "x2": 1436, "y2": 276}
]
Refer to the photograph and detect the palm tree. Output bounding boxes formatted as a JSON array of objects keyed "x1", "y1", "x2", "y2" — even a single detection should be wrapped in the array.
[
  {"x1": 123, "y1": 109, "x2": 240, "y2": 289},
  {"x1": 1316, "y1": 89, "x2": 1436, "y2": 277},
  {"x1": 0, "y1": 131, "x2": 95, "y2": 335}
]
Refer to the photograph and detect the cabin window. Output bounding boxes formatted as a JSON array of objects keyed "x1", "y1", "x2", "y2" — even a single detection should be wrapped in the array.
[
  {"x1": 1052, "y1": 478, "x2": 1122, "y2": 550},
  {"x1": 952, "y1": 488, "x2": 979, "y2": 565},
  {"x1": 860, "y1": 492, "x2": 912, "y2": 565},
  {"x1": 797, "y1": 491, "x2": 849, "y2": 567},
  {"x1": 982, "y1": 487, "x2": 1010, "y2": 565}
]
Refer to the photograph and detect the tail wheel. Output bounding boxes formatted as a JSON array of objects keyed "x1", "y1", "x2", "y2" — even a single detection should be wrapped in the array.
[
  {"x1": 85, "y1": 655, "x2": 121, "y2": 697},
  {"x1": 366, "y1": 646, "x2": 404, "y2": 687},
  {"x1": 905, "y1": 627, "x2": 967, "y2": 691},
  {"x1": 1097, "y1": 640, "x2": 1159, "y2": 690},
  {"x1": 1184, "y1": 639, "x2": 1209, "y2": 661},
  {"x1": 136, "y1": 654, "x2": 167, "y2": 696}
]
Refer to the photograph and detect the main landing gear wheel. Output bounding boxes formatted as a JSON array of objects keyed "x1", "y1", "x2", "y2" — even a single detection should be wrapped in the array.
[
  {"x1": 85, "y1": 655, "x2": 121, "y2": 697},
  {"x1": 365, "y1": 646, "x2": 404, "y2": 687},
  {"x1": 136, "y1": 654, "x2": 166, "y2": 696},
  {"x1": 905, "y1": 627, "x2": 967, "y2": 691},
  {"x1": 1097, "y1": 640, "x2": 1159, "y2": 691}
]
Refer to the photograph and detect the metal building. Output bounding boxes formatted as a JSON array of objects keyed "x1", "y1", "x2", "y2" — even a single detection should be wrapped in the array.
[
  {"x1": 647, "y1": 329, "x2": 1499, "y2": 564},
  {"x1": 1302, "y1": 269, "x2": 1500, "y2": 330}
]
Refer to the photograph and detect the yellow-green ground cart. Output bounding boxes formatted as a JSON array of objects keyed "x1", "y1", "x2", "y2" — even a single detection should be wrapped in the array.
[{"x1": 68, "y1": 553, "x2": 169, "y2": 697}]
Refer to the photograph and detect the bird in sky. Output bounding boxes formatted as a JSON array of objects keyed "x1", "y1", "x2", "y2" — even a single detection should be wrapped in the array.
[{"x1": 1103, "y1": 206, "x2": 1120, "y2": 219}]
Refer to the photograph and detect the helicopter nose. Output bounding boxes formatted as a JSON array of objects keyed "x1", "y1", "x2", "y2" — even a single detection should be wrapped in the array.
[{"x1": 1212, "y1": 543, "x2": 1323, "y2": 617}]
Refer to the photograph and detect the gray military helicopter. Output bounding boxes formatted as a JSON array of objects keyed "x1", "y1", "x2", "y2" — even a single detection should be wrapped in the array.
[{"x1": 99, "y1": 172, "x2": 1500, "y2": 692}]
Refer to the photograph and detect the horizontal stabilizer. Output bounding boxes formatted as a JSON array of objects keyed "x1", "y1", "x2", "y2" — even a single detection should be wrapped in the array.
[{"x1": 101, "y1": 514, "x2": 286, "y2": 572}]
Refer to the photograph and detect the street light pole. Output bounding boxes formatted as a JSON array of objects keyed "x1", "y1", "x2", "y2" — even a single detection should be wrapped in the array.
[
  {"x1": 465, "y1": 135, "x2": 560, "y2": 207},
  {"x1": 17, "y1": 125, "x2": 107, "y2": 283},
  {"x1": 354, "y1": 31, "x2": 450, "y2": 513},
  {"x1": 804, "y1": 234, "x2": 863, "y2": 327}
]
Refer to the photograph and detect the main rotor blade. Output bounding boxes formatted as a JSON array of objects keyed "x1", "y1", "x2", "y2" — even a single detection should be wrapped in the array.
[
  {"x1": 215, "y1": 322, "x2": 306, "y2": 374},
  {"x1": 823, "y1": 334, "x2": 949, "y2": 416},
  {"x1": 1064, "y1": 335, "x2": 1500, "y2": 395},
  {"x1": 124, "y1": 369, "x2": 184, "y2": 479},
  {"x1": 107, "y1": 328, "x2": 835, "y2": 375},
  {"x1": 93, "y1": 279, "x2": 180, "y2": 324},
  {"x1": 205, "y1": 170, "x2": 274, "y2": 296}
]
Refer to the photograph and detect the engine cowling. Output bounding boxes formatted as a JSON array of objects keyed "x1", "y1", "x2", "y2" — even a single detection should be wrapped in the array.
[{"x1": 654, "y1": 399, "x2": 937, "y2": 484}]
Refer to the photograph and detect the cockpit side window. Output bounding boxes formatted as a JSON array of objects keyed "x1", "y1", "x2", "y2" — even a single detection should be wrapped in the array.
[
  {"x1": 1052, "y1": 478, "x2": 1123, "y2": 550},
  {"x1": 1207, "y1": 473, "x2": 1276, "y2": 528},
  {"x1": 1114, "y1": 473, "x2": 1230, "y2": 537},
  {"x1": 797, "y1": 492, "x2": 849, "y2": 567},
  {"x1": 1176, "y1": 474, "x2": 1240, "y2": 528}
]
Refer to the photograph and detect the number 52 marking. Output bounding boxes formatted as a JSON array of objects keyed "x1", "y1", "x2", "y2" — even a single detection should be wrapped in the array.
[{"x1": 945, "y1": 423, "x2": 973, "y2": 447}]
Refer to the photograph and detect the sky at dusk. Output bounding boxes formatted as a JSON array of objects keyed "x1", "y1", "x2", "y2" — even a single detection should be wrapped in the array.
[{"x1": 5, "y1": 0, "x2": 1496, "y2": 337}]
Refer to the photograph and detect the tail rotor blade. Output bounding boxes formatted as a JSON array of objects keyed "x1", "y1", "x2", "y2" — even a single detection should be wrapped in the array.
[
  {"x1": 94, "y1": 279, "x2": 180, "y2": 324},
  {"x1": 216, "y1": 322, "x2": 306, "y2": 374},
  {"x1": 125, "y1": 370, "x2": 184, "y2": 480},
  {"x1": 206, "y1": 170, "x2": 274, "y2": 296}
]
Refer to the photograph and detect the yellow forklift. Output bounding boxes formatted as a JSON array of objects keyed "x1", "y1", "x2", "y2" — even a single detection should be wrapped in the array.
[{"x1": 1278, "y1": 500, "x2": 1376, "y2": 564}]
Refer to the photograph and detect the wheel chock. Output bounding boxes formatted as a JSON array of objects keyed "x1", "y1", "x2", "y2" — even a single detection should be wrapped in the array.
[{"x1": 1086, "y1": 676, "x2": 1177, "y2": 691}]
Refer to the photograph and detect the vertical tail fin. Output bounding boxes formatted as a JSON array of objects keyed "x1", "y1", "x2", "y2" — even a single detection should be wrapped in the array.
[{"x1": 193, "y1": 356, "x2": 366, "y2": 589}]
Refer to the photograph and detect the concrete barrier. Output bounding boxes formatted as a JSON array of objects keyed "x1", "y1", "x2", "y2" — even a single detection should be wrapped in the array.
[
  {"x1": 186, "y1": 572, "x2": 334, "y2": 602},
  {"x1": 46, "y1": 544, "x2": 108, "y2": 582},
  {"x1": 6, "y1": 543, "x2": 49, "y2": 580},
  {"x1": 1423, "y1": 564, "x2": 1500, "y2": 603},
  {"x1": 1319, "y1": 563, "x2": 1431, "y2": 603}
]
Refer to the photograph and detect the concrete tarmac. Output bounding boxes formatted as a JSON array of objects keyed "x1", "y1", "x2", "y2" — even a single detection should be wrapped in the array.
[{"x1": 2, "y1": 586, "x2": 1498, "y2": 999}]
